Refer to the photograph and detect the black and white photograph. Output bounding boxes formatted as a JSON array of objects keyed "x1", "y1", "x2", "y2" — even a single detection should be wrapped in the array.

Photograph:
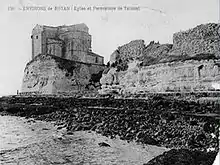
[{"x1": 0, "y1": 0, "x2": 219, "y2": 164}]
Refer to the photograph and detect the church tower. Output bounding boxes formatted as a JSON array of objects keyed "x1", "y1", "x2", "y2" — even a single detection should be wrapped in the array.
[{"x1": 31, "y1": 24, "x2": 44, "y2": 59}]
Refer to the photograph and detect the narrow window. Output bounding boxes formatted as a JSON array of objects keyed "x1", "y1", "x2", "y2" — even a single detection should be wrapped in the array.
[
  {"x1": 71, "y1": 41, "x2": 74, "y2": 56},
  {"x1": 53, "y1": 45, "x2": 55, "y2": 55},
  {"x1": 71, "y1": 41, "x2": 73, "y2": 50},
  {"x1": 95, "y1": 57, "x2": 98, "y2": 63},
  {"x1": 36, "y1": 36, "x2": 38, "y2": 39},
  {"x1": 198, "y1": 65, "x2": 204, "y2": 77}
]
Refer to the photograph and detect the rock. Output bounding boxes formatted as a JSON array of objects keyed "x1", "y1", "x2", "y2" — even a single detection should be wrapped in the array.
[
  {"x1": 195, "y1": 133, "x2": 207, "y2": 147},
  {"x1": 144, "y1": 149, "x2": 217, "y2": 165},
  {"x1": 57, "y1": 137, "x2": 63, "y2": 140},
  {"x1": 21, "y1": 54, "x2": 105, "y2": 95},
  {"x1": 98, "y1": 142, "x2": 111, "y2": 147},
  {"x1": 66, "y1": 131, "x2": 74, "y2": 135},
  {"x1": 72, "y1": 124, "x2": 83, "y2": 131},
  {"x1": 161, "y1": 112, "x2": 175, "y2": 121},
  {"x1": 57, "y1": 126, "x2": 64, "y2": 130},
  {"x1": 5, "y1": 105, "x2": 23, "y2": 114},
  {"x1": 142, "y1": 135, "x2": 158, "y2": 145},
  {"x1": 81, "y1": 124, "x2": 92, "y2": 131},
  {"x1": 144, "y1": 149, "x2": 195, "y2": 165},
  {"x1": 203, "y1": 122, "x2": 215, "y2": 133},
  {"x1": 110, "y1": 50, "x2": 120, "y2": 65},
  {"x1": 190, "y1": 120, "x2": 198, "y2": 126},
  {"x1": 1, "y1": 96, "x2": 219, "y2": 152},
  {"x1": 142, "y1": 41, "x2": 173, "y2": 62}
]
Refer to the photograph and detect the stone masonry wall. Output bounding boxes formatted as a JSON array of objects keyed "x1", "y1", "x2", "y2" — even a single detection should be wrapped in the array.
[
  {"x1": 143, "y1": 41, "x2": 173, "y2": 59},
  {"x1": 117, "y1": 40, "x2": 145, "y2": 61},
  {"x1": 170, "y1": 23, "x2": 220, "y2": 57},
  {"x1": 109, "y1": 40, "x2": 145, "y2": 68},
  {"x1": 47, "y1": 39, "x2": 63, "y2": 58},
  {"x1": 21, "y1": 54, "x2": 105, "y2": 94},
  {"x1": 31, "y1": 24, "x2": 102, "y2": 65}
]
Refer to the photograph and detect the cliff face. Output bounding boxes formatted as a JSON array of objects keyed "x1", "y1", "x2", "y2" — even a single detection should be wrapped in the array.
[
  {"x1": 21, "y1": 54, "x2": 105, "y2": 94},
  {"x1": 100, "y1": 23, "x2": 220, "y2": 94},
  {"x1": 100, "y1": 59, "x2": 220, "y2": 94}
]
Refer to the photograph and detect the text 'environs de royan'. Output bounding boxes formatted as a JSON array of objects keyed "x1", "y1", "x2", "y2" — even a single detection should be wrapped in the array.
[{"x1": 21, "y1": 5, "x2": 140, "y2": 12}]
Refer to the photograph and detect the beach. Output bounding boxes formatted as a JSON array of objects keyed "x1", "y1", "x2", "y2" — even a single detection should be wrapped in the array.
[
  {"x1": 0, "y1": 115, "x2": 167, "y2": 165},
  {"x1": 0, "y1": 95, "x2": 219, "y2": 164}
]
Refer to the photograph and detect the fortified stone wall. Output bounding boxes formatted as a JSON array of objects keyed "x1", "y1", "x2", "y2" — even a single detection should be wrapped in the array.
[
  {"x1": 170, "y1": 23, "x2": 220, "y2": 57},
  {"x1": 116, "y1": 40, "x2": 145, "y2": 61},
  {"x1": 100, "y1": 23, "x2": 220, "y2": 95},
  {"x1": 143, "y1": 41, "x2": 173, "y2": 59},
  {"x1": 21, "y1": 54, "x2": 105, "y2": 94}
]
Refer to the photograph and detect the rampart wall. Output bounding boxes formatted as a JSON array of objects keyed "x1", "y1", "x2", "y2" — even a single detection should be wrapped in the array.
[{"x1": 170, "y1": 23, "x2": 220, "y2": 57}]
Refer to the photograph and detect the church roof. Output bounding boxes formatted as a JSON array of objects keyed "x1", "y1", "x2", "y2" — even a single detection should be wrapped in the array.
[{"x1": 88, "y1": 51, "x2": 104, "y2": 58}]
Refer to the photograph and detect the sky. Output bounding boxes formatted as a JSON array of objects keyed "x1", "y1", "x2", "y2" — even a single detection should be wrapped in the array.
[{"x1": 0, "y1": 0, "x2": 219, "y2": 96}]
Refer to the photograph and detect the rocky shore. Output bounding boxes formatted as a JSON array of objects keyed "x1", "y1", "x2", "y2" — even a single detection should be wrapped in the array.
[{"x1": 0, "y1": 95, "x2": 219, "y2": 164}]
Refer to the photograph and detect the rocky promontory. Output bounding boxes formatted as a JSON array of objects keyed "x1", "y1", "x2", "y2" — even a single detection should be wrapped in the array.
[{"x1": 21, "y1": 54, "x2": 105, "y2": 95}]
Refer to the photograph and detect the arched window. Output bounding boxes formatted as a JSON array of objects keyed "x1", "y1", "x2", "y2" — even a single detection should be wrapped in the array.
[
  {"x1": 198, "y1": 65, "x2": 204, "y2": 77},
  {"x1": 95, "y1": 57, "x2": 98, "y2": 63}
]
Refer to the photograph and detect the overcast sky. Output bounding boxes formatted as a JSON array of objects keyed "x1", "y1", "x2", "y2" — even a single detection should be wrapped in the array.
[{"x1": 0, "y1": 0, "x2": 219, "y2": 96}]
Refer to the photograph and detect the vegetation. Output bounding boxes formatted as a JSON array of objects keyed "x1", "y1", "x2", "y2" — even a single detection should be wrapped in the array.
[
  {"x1": 90, "y1": 70, "x2": 103, "y2": 83},
  {"x1": 110, "y1": 58, "x2": 129, "y2": 72}
]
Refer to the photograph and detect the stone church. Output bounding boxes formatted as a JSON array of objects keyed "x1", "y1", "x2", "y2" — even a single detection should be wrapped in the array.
[{"x1": 31, "y1": 23, "x2": 104, "y2": 64}]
